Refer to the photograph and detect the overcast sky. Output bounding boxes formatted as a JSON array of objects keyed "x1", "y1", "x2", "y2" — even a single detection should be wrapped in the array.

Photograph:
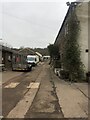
[{"x1": 0, "y1": 0, "x2": 74, "y2": 48}]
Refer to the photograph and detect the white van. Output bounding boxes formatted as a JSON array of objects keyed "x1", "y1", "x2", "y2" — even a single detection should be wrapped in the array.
[{"x1": 27, "y1": 55, "x2": 39, "y2": 66}]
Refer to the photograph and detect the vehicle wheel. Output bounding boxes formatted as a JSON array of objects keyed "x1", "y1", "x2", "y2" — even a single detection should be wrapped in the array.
[{"x1": 30, "y1": 67, "x2": 32, "y2": 71}]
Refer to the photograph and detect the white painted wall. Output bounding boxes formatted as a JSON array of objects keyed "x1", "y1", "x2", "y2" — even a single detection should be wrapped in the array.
[
  {"x1": 76, "y1": 2, "x2": 89, "y2": 72},
  {"x1": 88, "y1": 2, "x2": 90, "y2": 71}
]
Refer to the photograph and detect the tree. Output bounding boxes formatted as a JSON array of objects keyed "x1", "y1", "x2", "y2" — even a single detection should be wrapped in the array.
[
  {"x1": 34, "y1": 48, "x2": 49, "y2": 56},
  {"x1": 47, "y1": 44, "x2": 60, "y2": 67},
  {"x1": 48, "y1": 44, "x2": 60, "y2": 59}
]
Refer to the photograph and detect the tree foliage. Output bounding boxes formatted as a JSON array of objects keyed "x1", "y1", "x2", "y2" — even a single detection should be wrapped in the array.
[
  {"x1": 48, "y1": 44, "x2": 61, "y2": 68},
  {"x1": 34, "y1": 48, "x2": 49, "y2": 56},
  {"x1": 47, "y1": 44, "x2": 60, "y2": 59}
]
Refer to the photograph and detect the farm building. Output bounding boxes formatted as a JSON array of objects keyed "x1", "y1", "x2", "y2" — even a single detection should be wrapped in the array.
[{"x1": 54, "y1": 1, "x2": 90, "y2": 78}]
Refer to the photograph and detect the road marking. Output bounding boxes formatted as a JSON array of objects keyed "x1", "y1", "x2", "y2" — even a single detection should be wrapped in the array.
[
  {"x1": 7, "y1": 66, "x2": 45, "y2": 118},
  {"x1": 27, "y1": 82, "x2": 34, "y2": 88},
  {"x1": 31, "y1": 83, "x2": 40, "y2": 88},
  {"x1": 0, "y1": 116, "x2": 3, "y2": 119},
  {"x1": 4, "y1": 82, "x2": 19, "y2": 88},
  {"x1": 27, "y1": 82, "x2": 40, "y2": 89},
  {"x1": 7, "y1": 83, "x2": 40, "y2": 118}
]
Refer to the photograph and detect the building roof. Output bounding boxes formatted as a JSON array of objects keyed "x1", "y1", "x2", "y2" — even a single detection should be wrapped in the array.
[
  {"x1": 54, "y1": 2, "x2": 80, "y2": 44},
  {"x1": 18, "y1": 47, "x2": 36, "y2": 55},
  {"x1": 2, "y1": 45, "x2": 12, "y2": 53},
  {"x1": 35, "y1": 52, "x2": 42, "y2": 57}
]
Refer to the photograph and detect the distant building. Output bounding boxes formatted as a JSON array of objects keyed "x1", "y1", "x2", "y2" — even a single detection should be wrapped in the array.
[
  {"x1": 15, "y1": 47, "x2": 36, "y2": 55},
  {"x1": 43, "y1": 56, "x2": 50, "y2": 60},
  {"x1": 35, "y1": 52, "x2": 43, "y2": 61},
  {"x1": 2, "y1": 45, "x2": 12, "y2": 70},
  {"x1": 54, "y1": 1, "x2": 89, "y2": 74}
]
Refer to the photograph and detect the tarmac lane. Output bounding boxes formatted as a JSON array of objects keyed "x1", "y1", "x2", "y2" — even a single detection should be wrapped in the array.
[
  {"x1": 2, "y1": 64, "x2": 43, "y2": 118},
  {"x1": 2, "y1": 62, "x2": 64, "y2": 119},
  {"x1": 2, "y1": 62, "x2": 88, "y2": 119},
  {"x1": 25, "y1": 64, "x2": 64, "y2": 118}
]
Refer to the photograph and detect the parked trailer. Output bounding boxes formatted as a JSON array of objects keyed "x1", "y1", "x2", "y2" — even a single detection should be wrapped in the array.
[{"x1": 12, "y1": 53, "x2": 32, "y2": 71}]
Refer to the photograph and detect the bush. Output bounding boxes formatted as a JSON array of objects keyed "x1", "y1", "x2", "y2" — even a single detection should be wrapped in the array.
[
  {"x1": 60, "y1": 70, "x2": 69, "y2": 79},
  {"x1": 54, "y1": 60, "x2": 61, "y2": 68}
]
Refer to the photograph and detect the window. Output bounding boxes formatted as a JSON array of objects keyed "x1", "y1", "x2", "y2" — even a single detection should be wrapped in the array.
[
  {"x1": 86, "y1": 49, "x2": 89, "y2": 53},
  {"x1": 8, "y1": 55, "x2": 11, "y2": 61},
  {"x1": 65, "y1": 23, "x2": 68, "y2": 35}
]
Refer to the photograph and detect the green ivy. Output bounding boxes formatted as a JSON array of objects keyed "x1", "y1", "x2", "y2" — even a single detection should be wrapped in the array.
[{"x1": 63, "y1": 11, "x2": 84, "y2": 81}]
